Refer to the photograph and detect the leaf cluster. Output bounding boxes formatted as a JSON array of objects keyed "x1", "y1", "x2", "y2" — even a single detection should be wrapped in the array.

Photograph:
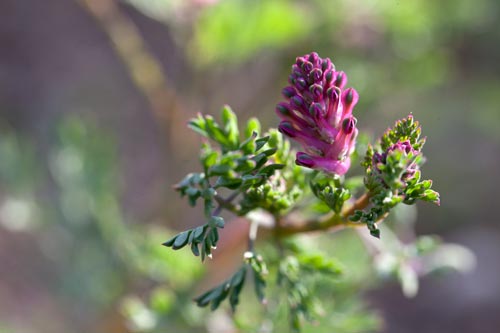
[
  {"x1": 193, "y1": 251, "x2": 267, "y2": 312},
  {"x1": 239, "y1": 129, "x2": 304, "y2": 215},
  {"x1": 277, "y1": 250, "x2": 343, "y2": 332},
  {"x1": 310, "y1": 173, "x2": 351, "y2": 214},
  {"x1": 188, "y1": 106, "x2": 295, "y2": 213},
  {"x1": 188, "y1": 106, "x2": 285, "y2": 193},
  {"x1": 164, "y1": 106, "x2": 293, "y2": 260},
  {"x1": 163, "y1": 106, "x2": 314, "y2": 323},
  {"x1": 162, "y1": 216, "x2": 224, "y2": 261},
  {"x1": 161, "y1": 106, "x2": 444, "y2": 333}
]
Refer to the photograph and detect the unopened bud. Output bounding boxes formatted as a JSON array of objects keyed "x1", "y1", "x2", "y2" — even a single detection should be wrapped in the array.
[
  {"x1": 296, "y1": 152, "x2": 315, "y2": 168},
  {"x1": 278, "y1": 122, "x2": 296, "y2": 137},
  {"x1": 342, "y1": 117, "x2": 356, "y2": 134},
  {"x1": 282, "y1": 86, "x2": 296, "y2": 99}
]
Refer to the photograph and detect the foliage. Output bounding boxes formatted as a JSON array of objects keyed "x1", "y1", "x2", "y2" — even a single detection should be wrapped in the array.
[
  {"x1": 0, "y1": 119, "x2": 206, "y2": 332},
  {"x1": 161, "y1": 86, "x2": 456, "y2": 332},
  {"x1": 3, "y1": 0, "x2": 495, "y2": 330},
  {"x1": 189, "y1": 0, "x2": 313, "y2": 66}
]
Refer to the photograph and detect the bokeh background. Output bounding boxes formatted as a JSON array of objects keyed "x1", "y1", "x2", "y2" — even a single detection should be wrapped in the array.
[{"x1": 1, "y1": 0, "x2": 499, "y2": 332}]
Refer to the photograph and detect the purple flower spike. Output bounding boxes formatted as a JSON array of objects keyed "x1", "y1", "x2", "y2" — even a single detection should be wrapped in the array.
[{"x1": 277, "y1": 52, "x2": 359, "y2": 175}]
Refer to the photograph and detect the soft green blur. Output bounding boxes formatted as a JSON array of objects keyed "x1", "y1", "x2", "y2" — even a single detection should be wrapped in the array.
[{"x1": 0, "y1": 0, "x2": 498, "y2": 332}]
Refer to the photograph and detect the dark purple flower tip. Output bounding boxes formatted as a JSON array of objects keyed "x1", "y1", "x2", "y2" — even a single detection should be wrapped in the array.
[
  {"x1": 296, "y1": 57, "x2": 305, "y2": 67},
  {"x1": 295, "y1": 78, "x2": 307, "y2": 90},
  {"x1": 309, "y1": 84, "x2": 323, "y2": 99},
  {"x1": 322, "y1": 58, "x2": 333, "y2": 72},
  {"x1": 400, "y1": 140, "x2": 413, "y2": 154},
  {"x1": 372, "y1": 152, "x2": 385, "y2": 164},
  {"x1": 302, "y1": 61, "x2": 314, "y2": 72},
  {"x1": 326, "y1": 86, "x2": 340, "y2": 100},
  {"x1": 296, "y1": 152, "x2": 315, "y2": 168},
  {"x1": 276, "y1": 103, "x2": 291, "y2": 117},
  {"x1": 308, "y1": 52, "x2": 320, "y2": 66},
  {"x1": 309, "y1": 103, "x2": 324, "y2": 118},
  {"x1": 334, "y1": 71, "x2": 347, "y2": 88},
  {"x1": 282, "y1": 86, "x2": 296, "y2": 99},
  {"x1": 343, "y1": 88, "x2": 358, "y2": 105},
  {"x1": 341, "y1": 88, "x2": 359, "y2": 118},
  {"x1": 325, "y1": 70, "x2": 334, "y2": 83},
  {"x1": 309, "y1": 68, "x2": 323, "y2": 83},
  {"x1": 390, "y1": 140, "x2": 415, "y2": 155},
  {"x1": 291, "y1": 95, "x2": 305, "y2": 108},
  {"x1": 342, "y1": 117, "x2": 357, "y2": 134},
  {"x1": 278, "y1": 121, "x2": 297, "y2": 138}
]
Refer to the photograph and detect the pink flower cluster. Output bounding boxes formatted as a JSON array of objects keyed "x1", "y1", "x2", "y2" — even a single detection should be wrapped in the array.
[
  {"x1": 277, "y1": 52, "x2": 358, "y2": 175},
  {"x1": 373, "y1": 140, "x2": 419, "y2": 182}
]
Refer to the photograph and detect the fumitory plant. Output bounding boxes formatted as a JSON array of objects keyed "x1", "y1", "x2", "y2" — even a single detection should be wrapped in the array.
[{"x1": 163, "y1": 52, "x2": 447, "y2": 332}]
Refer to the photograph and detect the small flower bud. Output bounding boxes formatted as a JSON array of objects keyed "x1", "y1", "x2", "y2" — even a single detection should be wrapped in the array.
[
  {"x1": 295, "y1": 78, "x2": 307, "y2": 90},
  {"x1": 308, "y1": 52, "x2": 320, "y2": 65},
  {"x1": 296, "y1": 57, "x2": 305, "y2": 68},
  {"x1": 282, "y1": 86, "x2": 296, "y2": 99},
  {"x1": 309, "y1": 68, "x2": 323, "y2": 83},
  {"x1": 309, "y1": 84, "x2": 323, "y2": 99},
  {"x1": 309, "y1": 103, "x2": 324, "y2": 118},
  {"x1": 278, "y1": 122, "x2": 296, "y2": 137},
  {"x1": 276, "y1": 103, "x2": 291, "y2": 116},
  {"x1": 334, "y1": 71, "x2": 347, "y2": 89},
  {"x1": 342, "y1": 117, "x2": 356, "y2": 134},
  {"x1": 291, "y1": 95, "x2": 305, "y2": 108},
  {"x1": 296, "y1": 152, "x2": 315, "y2": 168},
  {"x1": 321, "y1": 59, "x2": 330, "y2": 71},
  {"x1": 325, "y1": 70, "x2": 334, "y2": 83},
  {"x1": 302, "y1": 61, "x2": 314, "y2": 72},
  {"x1": 326, "y1": 86, "x2": 339, "y2": 101}
]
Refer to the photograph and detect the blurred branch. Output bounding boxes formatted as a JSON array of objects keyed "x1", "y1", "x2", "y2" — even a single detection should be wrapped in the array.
[
  {"x1": 276, "y1": 192, "x2": 374, "y2": 237},
  {"x1": 78, "y1": 0, "x2": 184, "y2": 148}
]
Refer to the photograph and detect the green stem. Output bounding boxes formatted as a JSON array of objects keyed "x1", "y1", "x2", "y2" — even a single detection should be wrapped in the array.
[{"x1": 214, "y1": 192, "x2": 240, "y2": 214}]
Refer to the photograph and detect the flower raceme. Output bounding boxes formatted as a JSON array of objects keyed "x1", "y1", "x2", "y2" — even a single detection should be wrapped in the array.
[{"x1": 277, "y1": 52, "x2": 359, "y2": 175}]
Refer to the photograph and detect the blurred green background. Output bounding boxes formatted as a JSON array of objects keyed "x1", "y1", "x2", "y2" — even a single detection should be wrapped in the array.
[{"x1": 1, "y1": 0, "x2": 499, "y2": 332}]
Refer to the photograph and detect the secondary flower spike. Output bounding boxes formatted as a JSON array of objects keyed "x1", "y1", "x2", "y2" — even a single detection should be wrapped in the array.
[{"x1": 277, "y1": 52, "x2": 359, "y2": 175}]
